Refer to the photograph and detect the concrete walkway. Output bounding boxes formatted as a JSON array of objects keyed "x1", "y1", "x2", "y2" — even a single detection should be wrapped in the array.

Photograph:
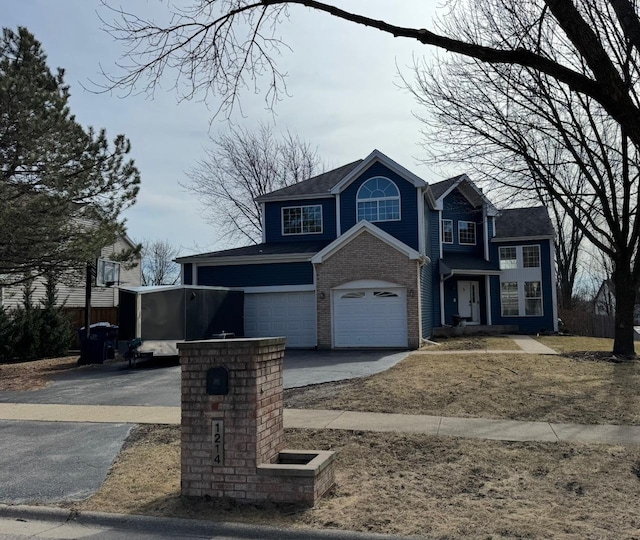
[
  {"x1": 419, "y1": 335, "x2": 559, "y2": 355},
  {"x1": 1, "y1": 402, "x2": 639, "y2": 446}
]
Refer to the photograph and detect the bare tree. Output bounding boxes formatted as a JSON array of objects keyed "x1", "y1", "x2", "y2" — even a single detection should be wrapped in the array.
[
  {"x1": 409, "y1": 1, "x2": 640, "y2": 354},
  {"x1": 141, "y1": 239, "x2": 181, "y2": 286},
  {"x1": 100, "y1": 0, "x2": 640, "y2": 354},
  {"x1": 100, "y1": 1, "x2": 640, "y2": 147},
  {"x1": 185, "y1": 124, "x2": 322, "y2": 244}
]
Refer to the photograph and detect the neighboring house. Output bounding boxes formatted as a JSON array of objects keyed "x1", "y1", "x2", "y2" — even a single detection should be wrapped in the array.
[
  {"x1": 594, "y1": 280, "x2": 640, "y2": 323},
  {"x1": 0, "y1": 234, "x2": 142, "y2": 310},
  {"x1": 177, "y1": 150, "x2": 558, "y2": 349}
]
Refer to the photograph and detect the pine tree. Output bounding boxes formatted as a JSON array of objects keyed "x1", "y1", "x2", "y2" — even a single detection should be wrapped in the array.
[
  {"x1": 0, "y1": 27, "x2": 140, "y2": 287},
  {"x1": 38, "y1": 272, "x2": 72, "y2": 358},
  {"x1": 11, "y1": 278, "x2": 41, "y2": 360}
]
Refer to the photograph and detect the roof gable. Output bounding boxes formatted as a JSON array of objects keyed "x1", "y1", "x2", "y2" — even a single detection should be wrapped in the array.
[
  {"x1": 330, "y1": 149, "x2": 427, "y2": 194},
  {"x1": 429, "y1": 174, "x2": 498, "y2": 216},
  {"x1": 311, "y1": 220, "x2": 427, "y2": 264}
]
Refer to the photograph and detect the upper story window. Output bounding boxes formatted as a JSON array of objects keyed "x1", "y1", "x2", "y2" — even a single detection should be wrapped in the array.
[
  {"x1": 442, "y1": 219, "x2": 453, "y2": 244},
  {"x1": 523, "y1": 245, "x2": 540, "y2": 268},
  {"x1": 458, "y1": 221, "x2": 476, "y2": 245},
  {"x1": 356, "y1": 177, "x2": 400, "y2": 222},
  {"x1": 282, "y1": 205, "x2": 323, "y2": 235},
  {"x1": 499, "y1": 247, "x2": 517, "y2": 269},
  {"x1": 499, "y1": 245, "x2": 540, "y2": 269}
]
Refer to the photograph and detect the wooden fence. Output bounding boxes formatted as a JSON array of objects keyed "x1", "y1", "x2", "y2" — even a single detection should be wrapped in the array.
[
  {"x1": 558, "y1": 308, "x2": 615, "y2": 338},
  {"x1": 63, "y1": 307, "x2": 119, "y2": 348}
]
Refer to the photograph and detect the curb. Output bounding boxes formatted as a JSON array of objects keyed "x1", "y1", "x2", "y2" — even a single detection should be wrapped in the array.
[{"x1": 0, "y1": 504, "x2": 419, "y2": 539}]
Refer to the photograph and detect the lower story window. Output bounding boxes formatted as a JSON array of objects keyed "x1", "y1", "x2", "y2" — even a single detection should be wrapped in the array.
[
  {"x1": 501, "y1": 280, "x2": 543, "y2": 316},
  {"x1": 525, "y1": 281, "x2": 542, "y2": 316},
  {"x1": 501, "y1": 282, "x2": 519, "y2": 316}
]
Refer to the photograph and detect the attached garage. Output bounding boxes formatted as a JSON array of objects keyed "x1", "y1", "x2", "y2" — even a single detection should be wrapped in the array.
[
  {"x1": 332, "y1": 284, "x2": 408, "y2": 348},
  {"x1": 244, "y1": 291, "x2": 317, "y2": 348}
]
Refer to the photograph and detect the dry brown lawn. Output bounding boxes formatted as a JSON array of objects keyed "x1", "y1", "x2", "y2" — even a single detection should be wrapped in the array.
[
  {"x1": 285, "y1": 352, "x2": 640, "y2": 425},
  {"x1": 73, "y1": 425, "x2": 640, "y2": 539},
  {"x1": 0, "y1": 356, "x2": 79, "y2": 391},
  {"x1": 535, "y1": 335, "x2": 640, "y2": 355},
  {"x1": 423, "y1": 335, "x2": 520, "y2": 350}
]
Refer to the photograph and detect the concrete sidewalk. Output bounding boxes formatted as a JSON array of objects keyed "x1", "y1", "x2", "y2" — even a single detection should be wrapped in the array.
[
  {"x1": 419, "y1": 335, "x2": 559, "y2": 355},
  {"x1": 1, "y1": 402, "x2": 639, "y2": 446}
]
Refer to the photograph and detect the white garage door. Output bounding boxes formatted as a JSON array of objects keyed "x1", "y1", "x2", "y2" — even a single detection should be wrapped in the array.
[
  {"x1": 333, "y1": 288, "x2": 407, "y2": 348},
  {"x1": 244, "y1": 292, "x2": 316, "y2": 348}
]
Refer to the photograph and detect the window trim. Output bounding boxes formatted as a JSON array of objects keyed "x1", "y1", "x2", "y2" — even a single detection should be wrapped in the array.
[
  {"x1": 500, "y1": 281, "x2": 519, "y2": 317},
  {"x1": 442, "y1": 219, "x2": 454, "y2": 244},
  {"x1": 522, "y1": 245, "x2": 541, "y2": 268},
  {"x1": 524, "y1": 280, "x2": 543, "y2": 316},
  {"x1": 356, "y1": 176, "x2": 401, "y2": 223},
  {"x1": 281, "y1": 204, "x2": 323, "y2": 236},
  {"x1": 458, "y1": 220, "x2": 476, "y2": 245},
  {"x1": 499, "y1": 246, "x2": 518, "y2": 270}
]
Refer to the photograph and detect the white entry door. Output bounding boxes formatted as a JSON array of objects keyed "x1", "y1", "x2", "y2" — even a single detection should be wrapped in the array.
[
  {"x1": 332, "y1": 287, "x2": 407, "y2": 348},
  {"x1": 244, "y1": 291, "x2": 316, "y2": 348},
  {"x1": 457, "y1": 281, "x2": 480, "y2": 324}
]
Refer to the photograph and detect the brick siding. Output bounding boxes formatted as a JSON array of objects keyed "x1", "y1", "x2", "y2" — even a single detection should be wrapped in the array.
[{"x1": 314, "y1": 230, "x2": 422, "y2": 349}]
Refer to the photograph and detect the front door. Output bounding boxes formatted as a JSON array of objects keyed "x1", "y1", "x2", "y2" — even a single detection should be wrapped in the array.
[{"x1": 457, "y1": 281, "x2": 480, "y2": 324}]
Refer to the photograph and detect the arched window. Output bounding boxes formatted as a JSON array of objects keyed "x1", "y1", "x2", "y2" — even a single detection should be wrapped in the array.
[{"x1": 356, "y1": 177, "x2": 401, "y2": 222}]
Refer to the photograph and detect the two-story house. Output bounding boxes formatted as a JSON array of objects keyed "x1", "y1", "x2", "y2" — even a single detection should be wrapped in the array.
[{"x1": 177, "y1": 150, "x2": 557, "y2": 349}]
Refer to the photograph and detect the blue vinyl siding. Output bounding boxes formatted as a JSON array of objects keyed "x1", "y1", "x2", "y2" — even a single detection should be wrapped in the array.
[
  {"x1": 489, "y1": 238, "x2": 555, "y2": 333},
  {"x1": 339, "y1": 162, "x2": 419, "y2": 250},
  {"x1": 182, "y1": 263, "x2": 193, "y2": 285},
  {"x1": 198, "y1": 262, "x2": 313, "y2": 287},
  {"x1": 265, "y1": 198, "x2": 336, "y2": 243},
  {"x1": 442, "y1": 190, "x2": 484, "y2": 257},
  {"x1": 429, "y1": 212, "x2": 442, "y2": 327}
]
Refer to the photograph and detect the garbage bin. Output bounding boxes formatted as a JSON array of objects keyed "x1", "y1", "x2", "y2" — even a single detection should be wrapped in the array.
[{"x1": 78, "y1": 322, "x2": 119, "y2": 365}]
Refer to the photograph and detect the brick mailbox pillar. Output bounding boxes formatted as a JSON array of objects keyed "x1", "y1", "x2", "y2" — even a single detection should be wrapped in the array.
[{"x1": 179, "y1": 337, "x2": 335, "y2": 504}]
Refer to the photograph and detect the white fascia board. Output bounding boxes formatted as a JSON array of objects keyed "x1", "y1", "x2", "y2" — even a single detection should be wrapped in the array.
[
  {"x1": 240, "y1": 284, "x2": 316, "y2": 293},
  {"x1": 255, "y1": 193, "x2": 333, "y2": 203},
  {"x1": 330, "y1": 149, "x2": 427, "y2": 194},
  {"x1": 179, "y1": 253, "x2": 313, "y2": 266},
  {"x1": 433, "y1": 174, "x2": 499, "y2": 216},
  {"x1": 417, "y1": 187, "x2": 425, "y2": 255},
  {"x1": 311, "y1": 220, "x2": 425, "y2": 264},
  {"x1": 491, "y1": 235, "x2": 554, "y2": 243}
]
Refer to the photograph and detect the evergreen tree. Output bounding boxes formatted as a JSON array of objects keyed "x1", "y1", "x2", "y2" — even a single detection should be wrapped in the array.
[
  {"x1": 0, "y1": 27, "x2": 140, "y2": 287},
  {"x1": 38, "y1": 272, "x2": 72, "y2": 358},
  {"x1": 0, "y1": 306, "x2": 13, "y2": 362},
  {"x1": 11, "y1": 278, "x2": 40, "y2": 360}
]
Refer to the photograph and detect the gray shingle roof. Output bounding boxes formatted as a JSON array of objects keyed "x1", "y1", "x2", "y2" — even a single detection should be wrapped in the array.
[
  {"x1": 255, "y1": 160, "x2": 363, "y2": 202},
  {"x1": 178, "y1": 240, "x2": 330, "y2": 261},
  {"x1": 428, "y1": 175, "x2": 466, "y2": 200},
  {"x1": 494, "y1": 207, "x2": 554, "y2": 238},
  {"x1": 440, "y1": 254, "x2": 500, "y2": 274}
]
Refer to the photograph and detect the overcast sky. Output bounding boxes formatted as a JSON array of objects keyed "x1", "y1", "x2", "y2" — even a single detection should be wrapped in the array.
[{"x1": 5, "y1": 1, "x2": 455, "y2": 257}]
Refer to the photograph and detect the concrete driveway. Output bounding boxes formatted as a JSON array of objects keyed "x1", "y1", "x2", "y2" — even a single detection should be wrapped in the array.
[{"x1": 0, "y1": 349, "x2": 408, "y2": 504}]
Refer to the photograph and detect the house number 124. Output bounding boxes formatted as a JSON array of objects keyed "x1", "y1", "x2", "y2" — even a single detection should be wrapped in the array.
[{"x1": 212, "y1": 420, "x2": 224, "y2": 466}]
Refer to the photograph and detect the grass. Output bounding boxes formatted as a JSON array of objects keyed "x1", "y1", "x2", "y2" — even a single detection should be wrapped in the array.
[
  {"x1": 422, "y1": 335, "x2": 520, "y2": 350},
  {"x1": 535, "y1": 334, "x2": 640, "y2": 355},
  {"x1": 0, "y1": 356, "x2": 79, "y2": 391},
  {"x1": 285, "y1": 351, "x2": 640, "y2": 425},
  {"x1": 73, "y1": 425, "x2": 640, "y2": 539}
]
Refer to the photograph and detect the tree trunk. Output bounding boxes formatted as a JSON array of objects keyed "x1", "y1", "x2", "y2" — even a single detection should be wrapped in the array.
[{"x1": 612, "y1": 266, "x2": 637, "y2": 356}]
